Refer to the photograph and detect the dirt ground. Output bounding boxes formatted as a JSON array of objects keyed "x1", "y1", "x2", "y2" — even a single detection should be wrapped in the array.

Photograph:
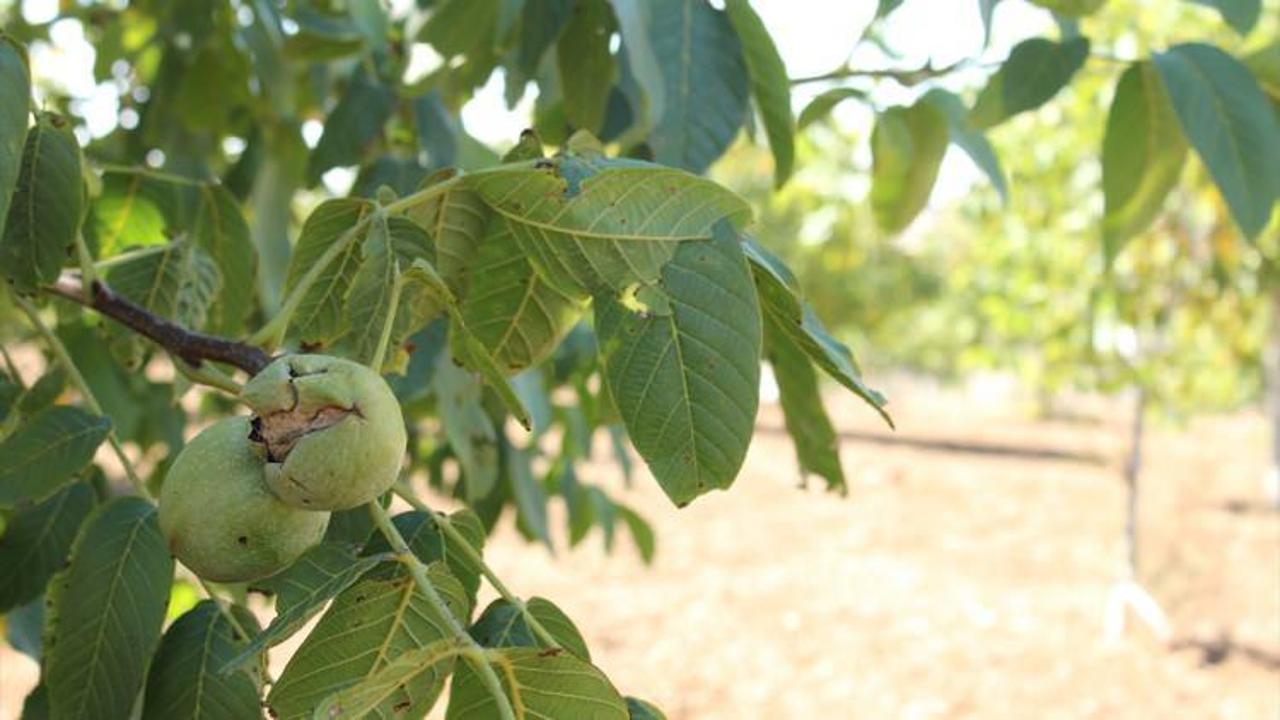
[{"x1": 3, "y1": 375, "x2": 1278, "y2": 719}]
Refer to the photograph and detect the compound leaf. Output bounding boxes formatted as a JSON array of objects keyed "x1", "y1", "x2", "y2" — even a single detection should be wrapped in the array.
[{"x1": 445, "y1": 647, "x2": 627, "y2": 720}]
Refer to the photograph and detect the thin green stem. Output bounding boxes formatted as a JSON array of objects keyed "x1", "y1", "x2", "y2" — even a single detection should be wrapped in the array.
[
  {"x1": 250, "y1": 175, "x2": 464, "y2": 351},
  {"x1": 73, "y1": 234, "x2": 96, "y2": 302},
  {"x1": 173, "y1": 357, "x2": 242, "y2": 395},
  {"x1": 369, "y1": 273, "x2": 403, "y2": 372},
  {"x1": 14, "y1": 294, "x2": 148, "y2": 497},
  {"x1": 367, "y1": 501, "x2": 517, "y2": 720},
  {"x1": 393, "y1": 484, "x2": 563, "y2": 651},
  {"x1": 1, "y1": 345, "x2": 25, "y2": 389},
  {"x1": 195, "y1": 576, "x2": 252, "y2": 641}
]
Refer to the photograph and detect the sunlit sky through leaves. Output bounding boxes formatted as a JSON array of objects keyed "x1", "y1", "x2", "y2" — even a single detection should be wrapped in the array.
[{"x1": 15, "y1": 0, "x2": 1056, "y2": 203}]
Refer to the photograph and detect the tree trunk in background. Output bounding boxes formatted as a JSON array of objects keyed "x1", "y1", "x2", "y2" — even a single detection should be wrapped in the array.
[
  {"x1": 1267, "y1": 289, "x2": 1280, "y2": 507},
  {"x1": 1123, "y1": 387, "x2": 1147, "y2": 579}
]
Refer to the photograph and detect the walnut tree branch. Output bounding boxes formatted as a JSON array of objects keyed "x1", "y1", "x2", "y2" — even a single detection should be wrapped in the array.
[
  {"x1": 790, "y1": 58, "x2": 973, "y2": 87},
  {"x1": 45, "y1": 273, "x2": 272, "y2": 375}
]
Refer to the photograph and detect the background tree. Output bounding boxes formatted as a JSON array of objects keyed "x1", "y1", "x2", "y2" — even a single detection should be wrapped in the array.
[{"x1": 0, "y1": 0, "x2": 1276, "y2": 718}]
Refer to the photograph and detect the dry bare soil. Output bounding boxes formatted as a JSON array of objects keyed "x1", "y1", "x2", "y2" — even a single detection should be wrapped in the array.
[{"x1": 3, "y1": 377, "x2": 1278, "y2": 719}]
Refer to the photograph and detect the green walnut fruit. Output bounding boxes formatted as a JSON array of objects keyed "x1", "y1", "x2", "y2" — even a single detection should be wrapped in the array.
[
  {"x1": 241, "y1": 354, "x2": 407, "y2": 511},
  {"x1": 159, "y1": 416, "x2": 330, "y2": 582}
]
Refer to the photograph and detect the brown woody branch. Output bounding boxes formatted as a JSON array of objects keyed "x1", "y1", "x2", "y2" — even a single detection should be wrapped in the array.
[
  {"x1": 45, "y1": 273, "x2": 272, "y2": 375},
  {"x1": 790, "y1": 59, "x2": 972, "y2": 87}
]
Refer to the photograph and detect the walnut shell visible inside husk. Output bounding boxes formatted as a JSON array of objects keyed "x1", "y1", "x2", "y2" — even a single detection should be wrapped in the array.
[{"x1": 241, "y1": 354, "x2": 407, "y2": 511}]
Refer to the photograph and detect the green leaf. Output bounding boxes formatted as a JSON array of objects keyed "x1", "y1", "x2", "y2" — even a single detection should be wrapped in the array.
[
  {"x1": 647, "y1": 0, "x2": 749, "y2": 173},
  {"x1": 1026, "y1": 0, "x2": 1106, "y2": 16},
  {"x1": 266, "y1": 564, "x2": 470, "y2": 720},
  {"x1": 765, "y1": 313, "x2": 846, "y2": 494},
  {"x1": 616, "y1": 504, "x2": 655, "y2": 563},
  {"x1": 979, "y1": 0, "x2": 1001, "y2": 46},
  {"x1": 306, "y1": 66, "x2": 395, "y2": 185},
  {"x1": 21, "y1": 684, "x2": 48, "y2": 720},
  {"x1": 16, "y1": 368, "x2": 67, "y2": 416},
  {"x1": 0, "y1": 34, "x2": 30, "y2": 239},
  {"x1": 0, "y1": 482, "x2": 95, "y2": 612},
  {"x1": 7, "y1": 597, "x2": 44, "y2": 661},
  {"x1": 420, "y1": 0, "x2": 500, "y2": 57},
  {"x1": 226, "y1": 542, "x2": 389, "y2": 671},
  {"x1": 608, "y1": 0, "x2": 666, "y2": 134},
  {"x1": 506, "y1": 441, "x2": 552, "y2": 548},
  {"x1": 969, "y1": 37, "x2": 1090, "y2": 129},
  {"x1": 870, "y1": 101, "x2": 949, "y2": 233},
  {"x1": 1154, "y1": 43, "x2": 1280, "y2": 240},
  {"x1": 0, "y1": 113, "x2": 82, "y2": 293},
  {"x1": 469, "y1": 596, "x2": 591, "y2": 659},
  {"x1": 88, "y1": 171, "x2": 254, "y2": 334},
  {"x1": 284, "y1": 198, "x2": 375, "y2": 345},
  {"x1": 1101, "y1": 61, "x2": 1188, "y2": 259},
  {"x1": 141, "y1": 600, "x2": 261, "y2": 720},
  {"x1": 596, "y1": 222, "x2": 761, "y2": 507},
  {"x1": 1186, "y1": 0, "x2": 1260, "y2": 35},
  {"x1": 465, "y1": 155, "x2": 752, "y2": 296},
  {"x1": 1244, "y1": 42, "x2": 1280, "y2": 104},
  {"x1": 744, "y1": 239, "x2": 891, "y2": 426},
  {"x1": 363, "y1": 510, "x2": 487, "y2": 604},
  {"x1": 433, "y1": 352, "x2": 501, "y2": 501},
  {"x1": 921, "y1": 88, "x2": 1007, "y2": 202},
  {"x1": 342, "y1": 214, "x2": 439, "y2": 368},
  {"x1": 404, "y1": 172, "x2": 491, "y2": 296},
  {"x1": 797, "y1": 87, "x2": 866, "y2": 129},
  {"x1": 627, "y1": 697, "x2": 667, "y2": 720},
  {"x1": 44, "y1": 497, "x2": 174, "y2": 720},
  {"x1": 460, "y1": 217, "x2": 586, "y2": 374},
  {"x1": 557, "y1": 0, "x2": 617, "y2": 134},
  {"x1": 724, "y1": 0, "x2": 794, "y2": 187},
  {"x1": 0, "y1": 406, "x2": 111, "y2": 507},
  {"x1": 313, "y1": 638, "x2": 463, "y2": 719},
  {"x1": 446, "y1": 647, "x2": 627, "y2": 719},
  {"x1": 283, "y1": 4, "x2": 366, "y2": 59}
]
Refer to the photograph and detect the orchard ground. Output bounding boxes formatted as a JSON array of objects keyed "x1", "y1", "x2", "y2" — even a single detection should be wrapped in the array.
[{"x1": 2, "y1": 376, "x2": 1277, "y2": 720}]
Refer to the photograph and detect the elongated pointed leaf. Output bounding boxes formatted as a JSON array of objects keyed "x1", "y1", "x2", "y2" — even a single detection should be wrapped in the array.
[
  {"x1": 1154, "y1": 43, "x2": 1280, "y2": 239},
  {"x1": 192, "y1": 183, "x2": 254, "y2": 334},
  {"x1": 1186, "y1": 0, "x2": 1260, "y2": 35},
  {"x1": 627, "y1": 697, "x2": 667, "y2": 720},
  {"x1": 724, "y1": 0, "x2": 794, "y2": 186},
  {"x1": 404, "y1": 172, "x2": 491, "y2": 296},
  {"x1": 461, "y1": 217, "x2": 585, "y2": 373},
  {"x1": 44, "y1": 497, "x2": 174, "y2": 720},
  {"x1": 870, "y1": 101, "x2": 949, "y2": 233},
  {"x1": 469, "y1": 597, "x2": 591, "y2": 660},
  {"x1": 0, "y1": 406, "x2": 111, "y2": 507},
  {"x1": 765, "y1": 313, "x2": 845, "y2": 494},
  {"x1": 1101, "y1": 61, "x2": 1187, "y2": 259},
  {"x1": 970, "y1": 37, "x2": 1090, "y2": 129},
  {"x1": 314, "y1": 638, "x2": 463, "y2": 719},
  {"x1": 647, "y1": 0, "x2": 749, "y2": 173},
  {"x1": 0, "y1": 113, "x2": 82, "y2": 292},
  {"x1": 284, "y1": 198, "x2": 375, "y2": 345},
  {"x1": 0, "y1": 482, "x2": 95, "y2": 612},
  {"x1": 744, "y1": 239, "x2": 891, "y2": 426},
  {"x1": 466, "y1": 155, "x2": 751, "y2": 295},
  {"x1": 921, "y1": 88, "x2": 1007, "y2": 202},
  {"x1": 307, "y1": 66, "x2": 395, "y2": 185},
  {"x1": 557, "y1": 0, "x2": 616, "y2": 134},
  {"x1": 506, "y1": 441, "x2": 552, "y2": 548},
  {"x1": 797, "y1": 87, "x2": 866, "y2": 129},
  {"x1": 1026, "y1": 0, "x2": 1105, "y2": 16},
  {"x1": 596, "y1": 222, "x2": 761, "y2": 506},
  {"x1": 434, "y1": 352, "x2": 501, "y2": 501},
  {"x1": 608, "y1": 0, "x2": 665, "y2": 133},
  {"x1": 266, "y1": 564, "x2": 469, "y2": 720},
  {"x1": 1244, "y1": 42, "x2": 1280, "y2": 104},
  {"x1": 446, "y1": 647, "x2": 627, "y2": 719},
  {"x1": 0, "y1": 34, "x2": 29, "y2": 235},
  {"x1": 342, "y1": 214, "x2": 434, "y2": 367},
  {"x1": 141, "y1": 601, "x2": 261, "y2": 720},
  {"x1": 226, "y1": 543, "x2": 390, "y2": 671}
]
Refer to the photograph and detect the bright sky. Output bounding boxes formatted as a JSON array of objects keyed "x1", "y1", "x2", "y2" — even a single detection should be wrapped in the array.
[{"x1": 15, "y1": 0, "x2": 1056, "y2": 200}]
